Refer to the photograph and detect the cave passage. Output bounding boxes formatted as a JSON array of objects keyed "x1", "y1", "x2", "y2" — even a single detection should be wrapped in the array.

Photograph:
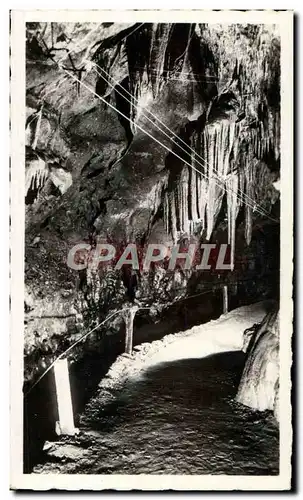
[{"x1": 34, "y1": 350, "x2": 279, "y2": 475}]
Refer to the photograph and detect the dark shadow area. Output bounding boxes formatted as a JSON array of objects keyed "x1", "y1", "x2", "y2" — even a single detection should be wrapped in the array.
[
  {"x1": 23, "y1": 370, "x2": 58, "y2": 473},
  {"x1": 65, "y1": 351, "x2": 279, "y2": 475},
  {"x1": 133, "y1": 288, "x2": 223, "y2": 345}
]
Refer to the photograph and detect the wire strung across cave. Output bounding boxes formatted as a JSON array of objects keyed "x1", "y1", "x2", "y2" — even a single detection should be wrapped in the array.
[
  {"x1": 40, "y1": 23, "x2": 277, "y2": 224},
  {"x1": 118, "y1": 22, "x2": 146, "y2": 43},
  {"x1": 28, "y1": 27, "x2": 279, "y2": 274},
  {"x1": 24, "y1": 270, "x2": 267, "y2": 398},
  {"x1": 84, "y1": 63, "x2": 278, "y2": 227},
  {"x1": 139, "y1": 273, "x2": 271, "y2": 308},
  {"x1": 33, "y1": 23, "x2": 146, "y2": 101},
  {"x1": 132, "y1": 67, "x2": 222, "y2": 78},
  {"x1": 38, "y1": 21, "x2": 277, "y2": 223},
  {"x1": 62, "y1": 67, "x2": 279, "y2": 272},
  {"x1": 138, "y1": 77, "x2": 220, "y2": 83},
  {"x1": 91, "y1": 62, "x2": 275, "y2": 221},
  {"x1": 130, "y1": 67, "x2": 224, "y2": 83},
  {"x1": 24, "y1": 305, "x2": 151, "y2": 397}
]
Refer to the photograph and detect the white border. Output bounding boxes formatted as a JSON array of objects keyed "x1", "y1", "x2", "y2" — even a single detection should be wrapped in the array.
[{"x1": 10, "y1": 9, "x2": 293, "y2": 491}]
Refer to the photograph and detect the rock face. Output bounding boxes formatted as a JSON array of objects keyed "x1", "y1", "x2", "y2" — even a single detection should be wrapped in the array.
[
  {"x1": 24, "y1": 22, "x2": 280, "y2": 384},
  {"x1": 236, "y1": 308, "x2": 279, "y2": 421}
]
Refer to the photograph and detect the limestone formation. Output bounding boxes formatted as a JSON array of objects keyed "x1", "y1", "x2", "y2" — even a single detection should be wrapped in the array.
[
  {"x1": 24, "y1": 22, "x2": 280, "y2": 384},
  {"x1": 236, "y1": 309, "x2": 280, "y2": 421}
]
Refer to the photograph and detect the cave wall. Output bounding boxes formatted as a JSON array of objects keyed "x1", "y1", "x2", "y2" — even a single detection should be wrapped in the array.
[
  {"x1": 236, "y1": 308, "x2": 279, "y2": 421},
  {"x1": 24, "y1": 22, "x2": 280, "y2": 384}
]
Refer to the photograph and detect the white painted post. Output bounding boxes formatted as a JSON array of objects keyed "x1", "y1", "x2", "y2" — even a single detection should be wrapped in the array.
[
  {"x1": 223, "y1": 285, "x2": 228, "y2": 314},
  {"x1": 124, "y1": 306, "x2": 138, "y2": 355},
  {"x1": 54, "y1": 358, "x2": 79, "y2": 436}
]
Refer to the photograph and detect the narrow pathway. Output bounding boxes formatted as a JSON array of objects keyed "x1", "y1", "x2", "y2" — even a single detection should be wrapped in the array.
[{"x1": 34, "y1": 301, "x2": 278, "y2": 475}]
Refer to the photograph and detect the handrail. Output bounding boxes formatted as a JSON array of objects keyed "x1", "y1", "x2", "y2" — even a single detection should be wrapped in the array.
[
  {"x1": 24, "y1": 274, "x2": 275, "y2": 397},
  {"x1": 24, "y1": 306, "x2": 150, "y2": 397}
]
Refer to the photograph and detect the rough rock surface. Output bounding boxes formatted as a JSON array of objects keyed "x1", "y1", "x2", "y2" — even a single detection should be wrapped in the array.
[
  {"x1": 24, "y1": 22, "x2": 280, "y2": 384},
  {"x1": 236, "y1": 308, "x2": 279, "y2": 421}
]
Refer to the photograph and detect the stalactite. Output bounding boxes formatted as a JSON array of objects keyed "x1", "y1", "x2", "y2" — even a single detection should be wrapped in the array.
[
  {"x1": 163, "y1": 191, "x2": 169, "y2": 236},
  {"x1": 159, "y1": 40, "x2": 277, "y2": 255},
  {"x1": 169, "y1": 191, "x2": 178, "y2": 243},
  {"x1": 25, "y1": 158, "x2": 49, "y2": 196},
  {"x1": 32, "y1": 106, "x2": 43, "y2": 151},
  {"x1": 189, "y1": 154, "x2": 199, "y2": 222},
  {"x1": 197, "y1": 176, "x2": 208, "y2": 233},
  {"x1": 239, "y1": 168, "x2": 245, "y2": 206},
  {"x1": 256, "y1": 126, "x2": 261, "y2": 159},
  {"x1": 206, "y1": 178, "x2": 217, "y2": 240},
  {"x1": 189, "y1": 220, "x2": 195, "y2": 235},
  {"x1": 203, "y1": 120, "x2": 235, "y2": 240},
  {"x1": 233, "y1": 122, "x2": 241, "y2": 161},
  {"x1": 268, "y1": 109, "x2": 280, "y2": 161},
  {"x1": 267, "y1": 134, "x2": 270, "y2": 155},
  {"x1": 130, "y1": 87, "x2": 138, "y2": 134},
  {"x1": 162, "y1": 111, "x2": 270, "y2": 262},
  {"x1": 274, "y1": 111, "x2": 280, "y2": 160},
  {"x1": 226, "y1": 171, "x2": 240, "y2": 271},
  {"x1": 181, "y1": 166, "x2": 190, "y2": 234},
  {"x1": 205, "y1": 126, "x2": 215, "y2": 239},
  {"x1": 149, "y1": 23, "x2": 172, "y2": 98},
  {"x1": 244, "y1": 157, "x2": 254, "y2": 246},
  {"x1": 163, "y1": 120, "x2": 242, "y2": 244},
  {"x1": 177, "y1": 181, "x2": 183, "y2": 233},
  {"x1": 260, "y1": 121, "x2": 264, "y2": 158}
]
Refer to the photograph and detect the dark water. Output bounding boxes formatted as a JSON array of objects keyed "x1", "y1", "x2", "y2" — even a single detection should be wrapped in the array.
[{"x1": 71, "y1": 351, "x2": 279, "y2": 475}]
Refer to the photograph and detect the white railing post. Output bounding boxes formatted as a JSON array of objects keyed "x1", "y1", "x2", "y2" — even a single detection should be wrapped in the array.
[
  {"x1": 123, "y1": 306, "x2": 138, "y2": 355},
  {"x1": 223, "y1": 285, "x2": 228, "y2": 314},
  {"x1": 54, "y1": 358, "x2": 79, "y2": 436}
]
